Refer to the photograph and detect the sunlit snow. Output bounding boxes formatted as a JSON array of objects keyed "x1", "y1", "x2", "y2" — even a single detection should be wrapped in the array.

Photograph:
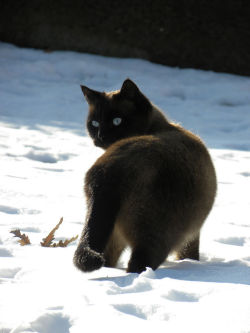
[{"x1": 0, "y1": 42, "x2": 250, "y2": 333}]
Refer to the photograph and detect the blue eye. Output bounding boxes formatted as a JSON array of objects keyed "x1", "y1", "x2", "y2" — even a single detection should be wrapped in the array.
[
  {"x1": 91, "y1": 120, "x2": 99, "y2": 128},
  {"x1": 113, "y1": 117, "x2": 122, "y2": 126}
]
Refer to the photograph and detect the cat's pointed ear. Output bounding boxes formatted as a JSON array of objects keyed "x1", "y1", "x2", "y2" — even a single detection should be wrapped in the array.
[
  {"x1": 120, "y1": 79, "x2": 140, "y2": 100},
  {"x1": 120, "y1": 79, "x2": 152, "y2": 112},
  {"x1": 80, "y1": 85, "x2": 101, "y2": 104}
]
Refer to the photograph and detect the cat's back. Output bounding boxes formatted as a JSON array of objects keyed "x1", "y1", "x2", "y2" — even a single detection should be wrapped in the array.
[
  {"x1": 93, "y1": 123, "x2": 212, "y2": 175},
  {"x1": 88, "y1": 123, "x2": 216, "y2": 204},
  {"x1": 85, "y1": 123, "x2": 216, "y2": 242}
]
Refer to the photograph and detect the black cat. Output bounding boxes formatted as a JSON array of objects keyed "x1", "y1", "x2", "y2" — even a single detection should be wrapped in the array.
[{"x1": 73, "y1": 79, "x2": 217, "y2": 274}]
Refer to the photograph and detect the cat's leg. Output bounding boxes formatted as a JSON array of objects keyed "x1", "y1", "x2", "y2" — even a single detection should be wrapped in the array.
[
  {"x1": 127, "y1": 242, "x2": 169, "y2": 274},
  {"x1": 176, "y1": 233, "x2": 200, "y2": 261},
  {"x1": 104, "y1": 227, "x2": 127, "y2": 268},
  {"x1": 73, "y1": 166, "x2": 121, "y2": 272}
]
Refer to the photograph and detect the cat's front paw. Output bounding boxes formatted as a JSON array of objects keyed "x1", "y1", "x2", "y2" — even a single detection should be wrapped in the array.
[{"x1": 73, "y1": 246, "x2": 105, "y2": 272}]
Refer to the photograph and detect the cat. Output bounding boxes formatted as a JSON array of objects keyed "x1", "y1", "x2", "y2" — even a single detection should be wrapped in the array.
[{"x1": 73, "y1": 79, "x2": 217, "y2": 274}]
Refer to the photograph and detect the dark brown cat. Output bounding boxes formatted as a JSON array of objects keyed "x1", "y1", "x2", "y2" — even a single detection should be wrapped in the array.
[{"x1": 73, "y1": 79, "x2": 217, "y2": 274}]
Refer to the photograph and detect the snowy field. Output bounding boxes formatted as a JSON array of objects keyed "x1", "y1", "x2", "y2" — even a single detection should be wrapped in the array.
[{"x1": 0, "y1": 42, "x2": 250, "y2": 332}]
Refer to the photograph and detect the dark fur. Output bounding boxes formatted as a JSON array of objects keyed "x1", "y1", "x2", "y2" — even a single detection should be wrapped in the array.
[{"x1": 73, "y1": 79, "x2": 217, "y2": 274}]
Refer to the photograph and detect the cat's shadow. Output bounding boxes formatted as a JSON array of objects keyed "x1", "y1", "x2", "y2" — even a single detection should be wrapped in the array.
[{"x1": 90, "y1": 258, "x2": 250, "y2": 287}]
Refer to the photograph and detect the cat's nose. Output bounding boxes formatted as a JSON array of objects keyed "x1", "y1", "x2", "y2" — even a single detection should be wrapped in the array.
[{"x1": 97, "y1": 130, "x2": 106, "y2": 142}]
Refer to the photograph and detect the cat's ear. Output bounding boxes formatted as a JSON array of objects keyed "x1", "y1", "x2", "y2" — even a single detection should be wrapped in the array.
[
  {"x1": 120, "y1": 79, "x2": 140, "y2": 100},
  {"x1": 120, "y1": 79, "x2": 151, "y2": 111},
  {"x1": 80, "y1": 85, "x2": 101, "y2": 104}
]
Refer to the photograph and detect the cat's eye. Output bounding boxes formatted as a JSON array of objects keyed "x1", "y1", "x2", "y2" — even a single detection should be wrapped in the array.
[
  {"x1": 113, "y1": 117, "x2": 122, "y2": 126},
  {"x1": 91, "y1": 120, "x2": 99, "y2": 128}
]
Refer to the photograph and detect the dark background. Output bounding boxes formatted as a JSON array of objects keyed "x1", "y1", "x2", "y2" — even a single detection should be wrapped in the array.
[{"x1": 0, "y1": 0, "x2": 250, "y2": 76}]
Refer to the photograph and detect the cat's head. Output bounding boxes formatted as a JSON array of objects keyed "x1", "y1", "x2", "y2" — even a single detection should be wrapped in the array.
[{"x1": 80, "y1": 79, "x2": 152, "y2": 149}]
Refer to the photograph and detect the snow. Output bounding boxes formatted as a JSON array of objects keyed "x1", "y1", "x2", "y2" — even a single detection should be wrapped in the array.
[{"x1": 0, "y1": 42, "x2": 250, "y2": 333}]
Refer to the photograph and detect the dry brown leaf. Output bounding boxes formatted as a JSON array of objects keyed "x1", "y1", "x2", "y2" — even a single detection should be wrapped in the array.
[
  {"x1": 11, "y1": 217, "x2": 78, "y2": 248},
  {"x1": 52, "y1": 235, "x2": 78, "y2": 247},
  {"x1": 40, "y1": 217, "x2": 63, "y2": 247},
  {"x1": 10, "y1": 229, "x2": 31, "y2": 246}
]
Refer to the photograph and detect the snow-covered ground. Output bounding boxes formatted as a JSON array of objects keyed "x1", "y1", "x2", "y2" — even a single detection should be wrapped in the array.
[{"x1": 0, "y1": 42, "x2": 250, "y2": 332}]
